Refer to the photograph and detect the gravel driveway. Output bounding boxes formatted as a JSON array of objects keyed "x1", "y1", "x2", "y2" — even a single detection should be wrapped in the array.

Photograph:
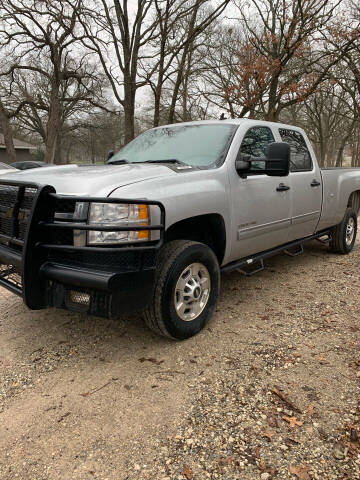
[{"x1": 0, "y1": 239, "x2": 359, "y2": 480}]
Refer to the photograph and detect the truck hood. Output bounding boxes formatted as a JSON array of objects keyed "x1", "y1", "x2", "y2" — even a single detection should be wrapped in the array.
[{"x1": 0, "y1": 163, "x2": 176, "y2": 196}]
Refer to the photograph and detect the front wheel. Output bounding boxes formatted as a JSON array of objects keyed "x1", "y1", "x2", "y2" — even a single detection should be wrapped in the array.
[
  {"x1": 143, "y1": 240, "x2": 220, "y2": 339},
  {"x1": 329, "y1": 208, "x2": 358, "y2": 254}
]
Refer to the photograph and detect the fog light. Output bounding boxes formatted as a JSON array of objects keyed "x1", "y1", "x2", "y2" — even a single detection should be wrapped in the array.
[{"x1": 69, "y1": 291, "x2": 90, "y2": 306}]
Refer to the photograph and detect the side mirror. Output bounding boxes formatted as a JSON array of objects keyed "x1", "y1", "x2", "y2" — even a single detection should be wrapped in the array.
[
  {"x1": 265, "y1": 142, "x2": 290, "y2": 177},
  {"x1": 235, "y1": 142, "x2": 290, "y2": 178},
  {"x1": 106, "y1": 150, "x2": 114, "y2": 162}
]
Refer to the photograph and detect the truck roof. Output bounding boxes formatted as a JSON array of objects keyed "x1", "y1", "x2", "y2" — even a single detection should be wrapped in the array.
[{"x1": 155, "y1": 118, "x2": 306, "y2": 135}]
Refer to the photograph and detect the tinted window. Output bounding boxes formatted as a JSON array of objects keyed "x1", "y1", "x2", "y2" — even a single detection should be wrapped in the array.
[
  {"x1": 111, "y1": 124, "x2": 238, "y2": 168},
  {"x1": 279, "y1": 128, "x2": 312, "y2": 171},
  {"x1": 240, "y1": 126, "x2": 275, "y2": 170}
]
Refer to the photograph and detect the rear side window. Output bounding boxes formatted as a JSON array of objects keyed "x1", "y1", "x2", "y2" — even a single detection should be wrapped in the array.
[{"x1": 278, "y1": 128, "x2": 312, "y2": 172}]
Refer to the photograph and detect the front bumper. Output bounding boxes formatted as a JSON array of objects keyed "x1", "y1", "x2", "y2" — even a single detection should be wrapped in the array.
[{"x1": 0, "y1": 180, "x2": 165, "y2": 317}]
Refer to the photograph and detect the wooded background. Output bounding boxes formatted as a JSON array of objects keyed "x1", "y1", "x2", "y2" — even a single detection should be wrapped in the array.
[{"x1": 0, "y1": 0, "x2": 359, "y2": 166}]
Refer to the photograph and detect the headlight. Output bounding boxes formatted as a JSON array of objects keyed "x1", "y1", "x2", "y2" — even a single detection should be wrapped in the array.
[{"x1": 87, "y1": 203, "x2": 149, "y2": 245}]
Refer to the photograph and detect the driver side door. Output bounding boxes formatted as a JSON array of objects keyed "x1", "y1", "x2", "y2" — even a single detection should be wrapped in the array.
[{"x1": 228, "y1": 125, "x2": 292, "y2": 262}]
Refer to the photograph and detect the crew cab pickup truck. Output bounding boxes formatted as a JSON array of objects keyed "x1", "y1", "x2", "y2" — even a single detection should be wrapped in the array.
[{"x1": 0, "y1": 119, "x2": 359, "y2": 339}]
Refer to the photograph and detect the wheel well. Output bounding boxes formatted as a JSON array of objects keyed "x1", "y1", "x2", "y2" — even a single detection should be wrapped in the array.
[
  {"x1": 165, "y1": 214, "x2": 226, "y2": 264},
  {"x1": 348, "y1": 191, "x2": 360, "y2": 215}
]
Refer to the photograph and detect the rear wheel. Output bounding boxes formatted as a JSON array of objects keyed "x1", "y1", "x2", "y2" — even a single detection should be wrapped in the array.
[
  {"x1": 143, "y1": 240, "x2": 220, "y2": 339},
  {"x1": 329, "y1": 208, "x2": 357, "y2": 254}
]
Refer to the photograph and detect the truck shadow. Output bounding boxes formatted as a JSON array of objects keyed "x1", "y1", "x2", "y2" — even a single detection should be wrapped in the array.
[{"x1": 0, "y1": 238, "x2": 354, "y2": 368}]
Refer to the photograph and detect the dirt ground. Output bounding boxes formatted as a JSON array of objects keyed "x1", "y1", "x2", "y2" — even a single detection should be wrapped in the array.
[{"x1": 0, "y1": 239, "x2": 359, "y2": 480}]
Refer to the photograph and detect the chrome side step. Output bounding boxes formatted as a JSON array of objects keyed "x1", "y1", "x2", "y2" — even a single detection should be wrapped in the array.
[
  {"x1": 221, "y1": 229, "x2": 332, "y2": 275},
  {"x1": 284, "y1": 244, "x2": 304, "y2": 257},
  {"x1": 236, "y1": 259, "x2": 264, "y2": 276},
  {"x1": 316, "y1": 234, "x2": 332, "y2": 245}
]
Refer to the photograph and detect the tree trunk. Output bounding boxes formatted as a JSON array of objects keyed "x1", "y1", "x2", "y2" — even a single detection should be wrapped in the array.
[
  {"x1": 167, "y1": 52, "x2": 187, "y2": 124},
  {"x1": 335, "y1": 138, "x2": 347, "y2": 167},
  {"x1": 167, "y1": 1, "x2": 200, "y2": 124},
  {"x1": 265, "y1": 75, "x2": 279, "y2": 121},
  {"x1": 123, "y1": 100, "x2": 135, "y2": 144},
  {"x1": 123, "y1": 75, "x2": 135, "y2": 144},
  {"x1": 153, "y1": 87, "x2": 162, "y2": 127},
  {"x1": 153, "y1": 30, "x2": 167, "y2": 127},
  {"x1": 54, "y1": 134, "x2": 63, "y2": 164},
  {"x1": 0, "y1": 100, "x2": 17, "y2": 163},
  {"x1": 45, "y1": 85, "x2": 61, "y2": 164},
  {"x1": 335, "y1": 145, "x2": 344, "y2": 167},
  {"x1": 335, "y1": 120, "x2": 356, "y2": 167}
]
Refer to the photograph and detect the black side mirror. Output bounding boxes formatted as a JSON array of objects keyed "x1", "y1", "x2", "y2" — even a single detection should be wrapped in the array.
[
  {"x1": 106, "y1": 150, "x2": 114, "y2": 162},
  {"x1": 235, "y1": 142, "x2": 290, "y2": 178},
  {"x1": 265, "y1": 142, "x2": 290, "y2": 177}
]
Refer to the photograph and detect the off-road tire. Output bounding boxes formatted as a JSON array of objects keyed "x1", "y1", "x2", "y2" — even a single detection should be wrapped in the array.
[
  {"x1": 329, "y1": 208, "x2": 357, "y2": 254},
  {"x1": 143, "y1": 240, "x2": 220, "y2": 340}
]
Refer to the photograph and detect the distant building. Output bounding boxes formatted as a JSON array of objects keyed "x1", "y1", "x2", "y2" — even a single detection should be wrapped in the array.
[{"x1": 0, "y1": 134, "x2": 37, "y2": 164}]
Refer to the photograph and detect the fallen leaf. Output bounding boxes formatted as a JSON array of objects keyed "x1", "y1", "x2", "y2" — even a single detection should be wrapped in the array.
[
  {"x1": 262, "y1": 428, "x2": 275, "y2": 442},
  {"x1": 289, "y1": 463, "x2": 311, "y2": 480},
  {"x1": 282, "y1": 415, "x2": 303, "y2": 428},
  {"x1": 80, "y1": 392, "x2": 89, "y2": 397},
  {"x1": 306, "y1": 404, "x2": 315, "y2": 417},
  {"x1": 181, "y1": 464, "x2": 193, "y2": 479}
]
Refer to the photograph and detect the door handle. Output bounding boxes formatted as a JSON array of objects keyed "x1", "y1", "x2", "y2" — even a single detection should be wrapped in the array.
[
  {"x1": 276, "y1": 183, "x2": 290, "y2": 192},
  {"x1": 311, "y1": 179, "x2": 321, "y2": 187}
]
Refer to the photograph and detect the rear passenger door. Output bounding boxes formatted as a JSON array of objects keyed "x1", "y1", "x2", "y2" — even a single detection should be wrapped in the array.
[{"x1": 278, "y1": 128, "x2": 322, "y2": 241}]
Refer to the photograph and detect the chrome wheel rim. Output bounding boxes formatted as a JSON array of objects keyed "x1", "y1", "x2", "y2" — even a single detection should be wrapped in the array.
[
  {"x1": 346, "y1": 217, "x2": 355, "y2": 246},
  {"x1": 174, "y1": 263, "x2": 211, "y2": 321}
]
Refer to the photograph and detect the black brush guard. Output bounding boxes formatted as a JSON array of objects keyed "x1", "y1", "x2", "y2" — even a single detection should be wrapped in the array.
[{"x1": 0, "y1": 180, "x2": 165, "y2": 317}]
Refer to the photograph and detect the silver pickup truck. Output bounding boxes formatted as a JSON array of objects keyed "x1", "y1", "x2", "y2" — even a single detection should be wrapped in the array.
[{"x1": 0, "y1": 119, "x2": 359, "y2": 339}]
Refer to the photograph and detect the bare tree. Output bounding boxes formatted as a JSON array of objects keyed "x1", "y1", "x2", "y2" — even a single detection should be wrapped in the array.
[
  {"x1": 5, "y1": 60, "x2": 107, "y2": 163},
  {"x1": 0, "y1": 0, "x2": 102, "y2": 163},
  {"x1": 164, "y1": 0, "x2": 230, "y2": 124},
  {"x1": 81, "y1": 0, "x2": 230, "y2": 141},
  {"x1": 80, "y1": 0, "x2": 161, "y2": 144}
]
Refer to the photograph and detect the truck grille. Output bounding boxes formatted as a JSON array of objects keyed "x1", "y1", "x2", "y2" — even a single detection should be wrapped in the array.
[
  {"x1": 0, "y1": 186, "x2": 37, "y2": 245},
  {"x1": 0, "y1": 263, "x2": 22, "y2": 290}
]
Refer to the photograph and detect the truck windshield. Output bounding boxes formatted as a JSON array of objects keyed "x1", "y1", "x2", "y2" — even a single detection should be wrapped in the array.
[{"x1": 109, "y1": 124, "x2": 237, "y2": 168}]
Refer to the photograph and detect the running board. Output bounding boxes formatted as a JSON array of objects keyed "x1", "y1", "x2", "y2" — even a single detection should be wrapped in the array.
[
  {"x1": 284, "y1": 245, "x2": 303, "y2": 257},
  {"x1": 221, "y1": 230, "x2": 331, "y2": 274},
  {"x1": 236, "y1": 259, "x2": 264, "y2": 277},
  {"x1": 316, "y1": 234, "x2": 332, "y2": 245}
]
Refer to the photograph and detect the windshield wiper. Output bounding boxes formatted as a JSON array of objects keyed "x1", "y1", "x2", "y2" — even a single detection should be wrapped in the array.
[
  {"x1": 107, "y1": 158, "x2": 128, "y2": 165},
  {"x1": 140, "y1": 159, "x2": 188, "y2": 166}
]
